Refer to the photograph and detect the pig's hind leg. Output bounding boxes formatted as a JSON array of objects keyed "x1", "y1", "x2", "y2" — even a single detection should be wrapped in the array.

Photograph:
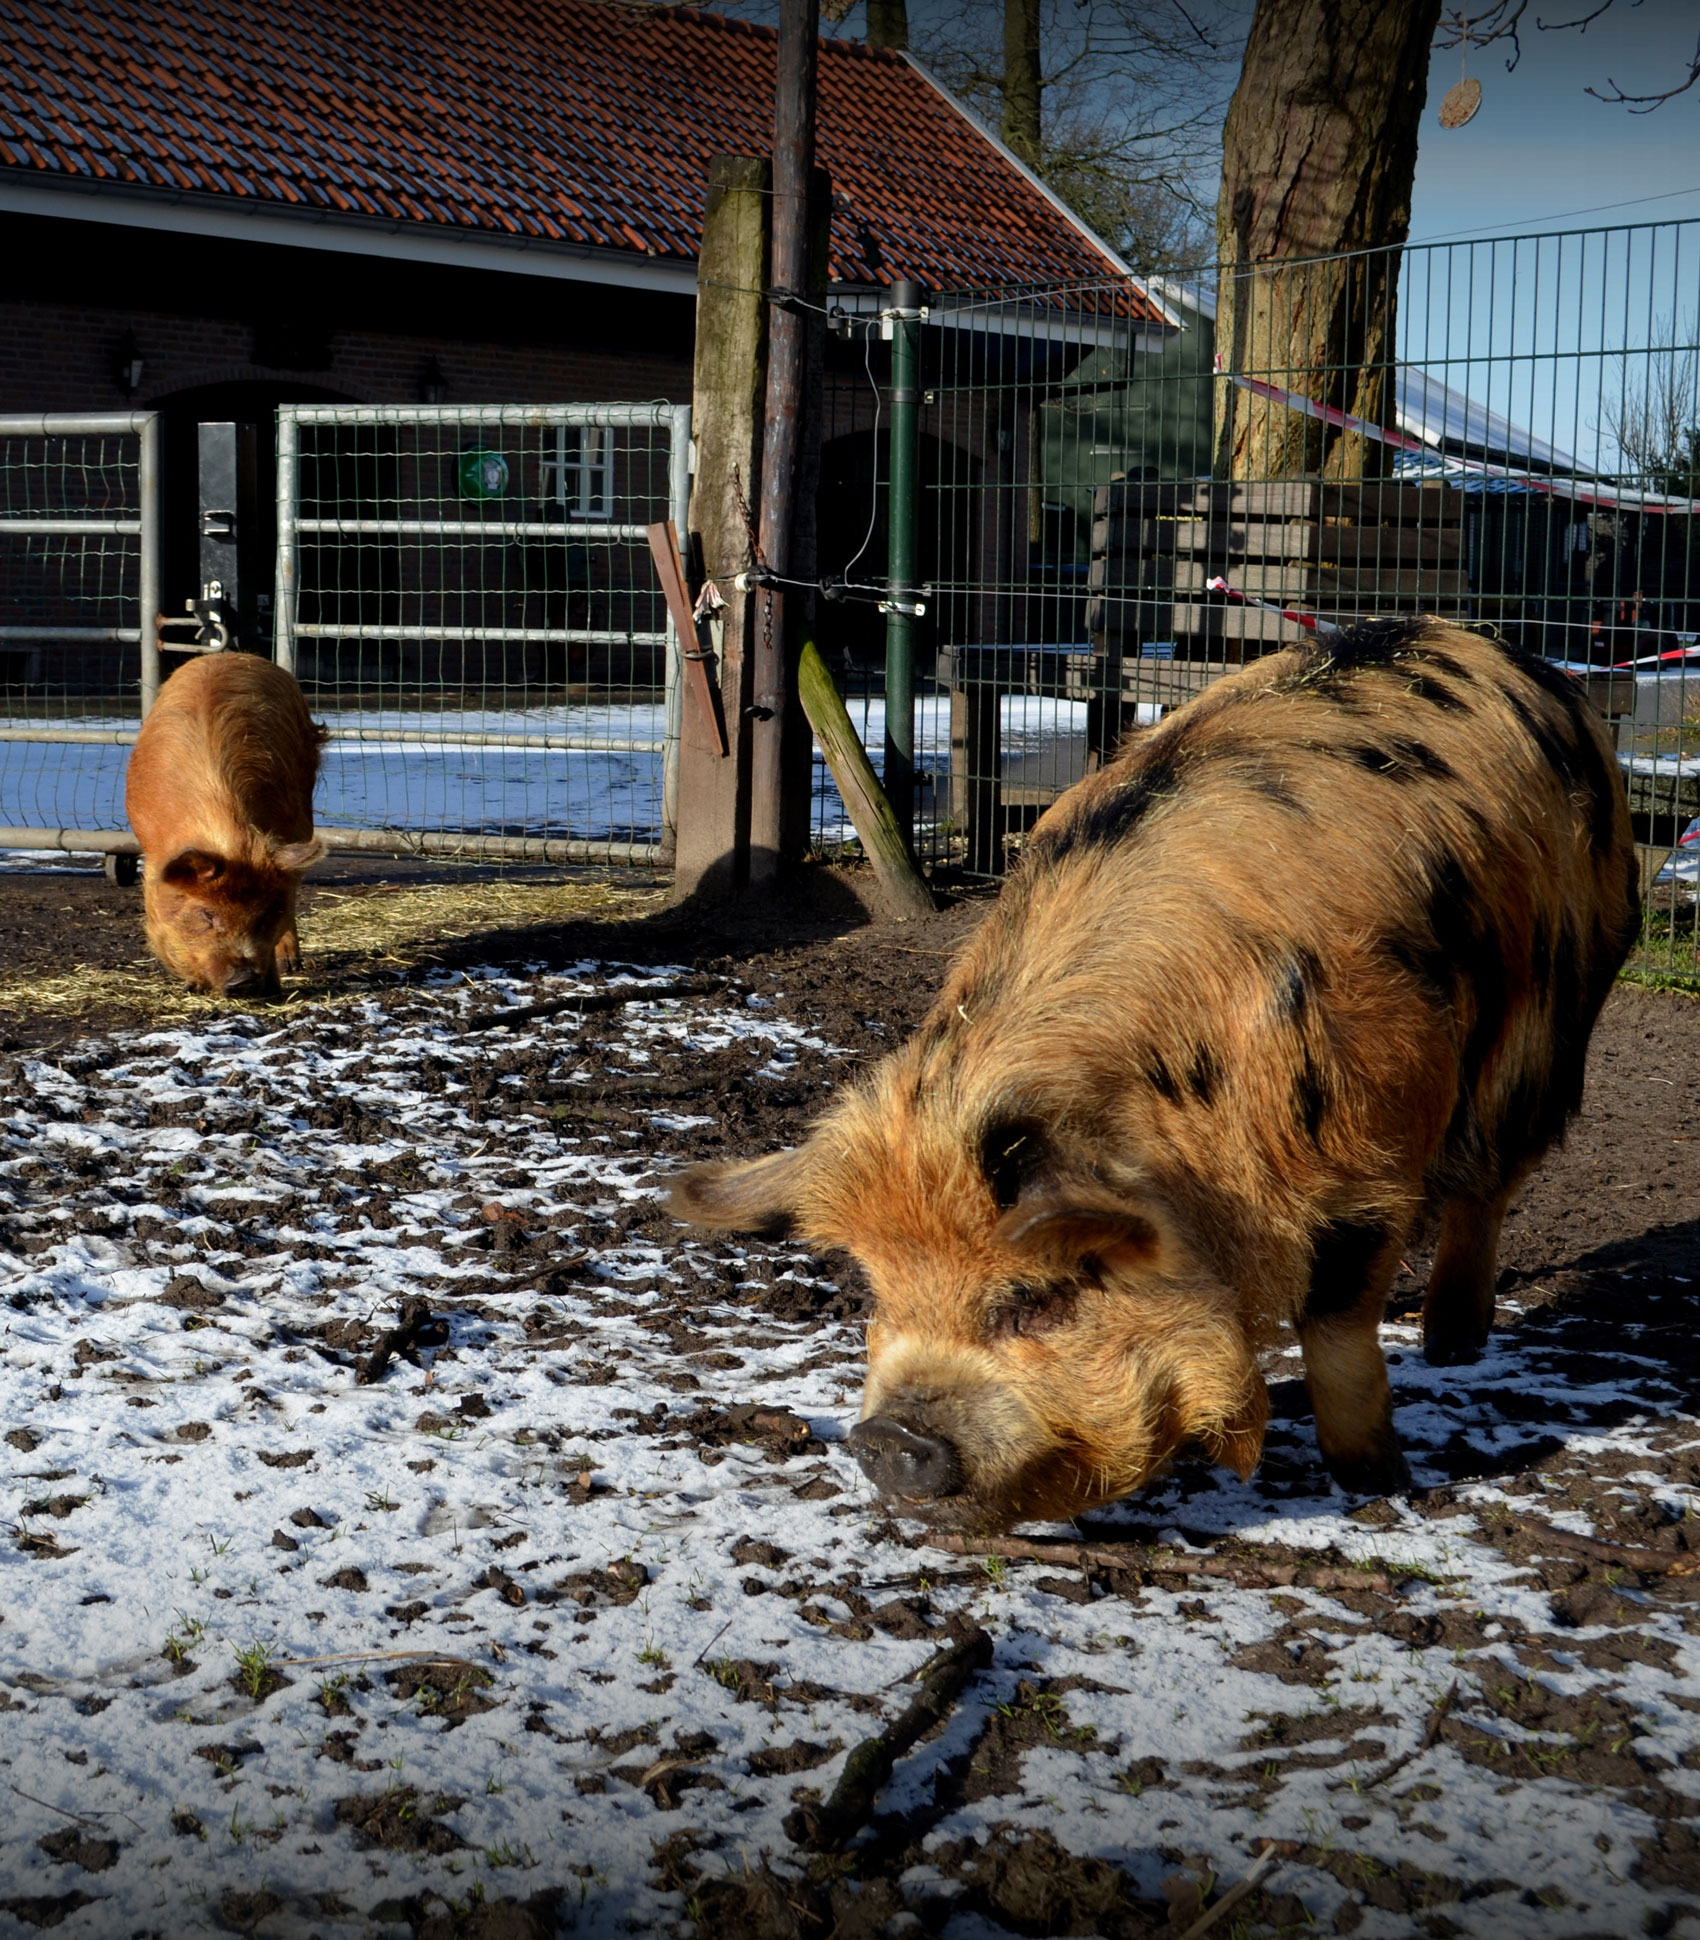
[
  {"x1": 1298, "y1": 1220, "x2": 1410, "y2": 1496},
  {"x1": 1422, "y1": 1186, "x2": 1514, "y2": 1367}
]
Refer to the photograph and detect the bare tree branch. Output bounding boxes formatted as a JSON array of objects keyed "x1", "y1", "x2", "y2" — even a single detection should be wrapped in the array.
[
  {"x1": 1588, "y1": 22, "x2": 1700, "y2": 110},
  {"x1": 1439, "y1": 0, "x2": 1699, "y2": 104}
]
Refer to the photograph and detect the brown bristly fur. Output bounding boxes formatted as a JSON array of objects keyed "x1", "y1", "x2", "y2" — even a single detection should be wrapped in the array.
[
  {"x1": 673, "y1": 621, "x2": 1638, "y2": 1529},
  {"x1": 126, "y1": 653, "x2": 328, "y2": 995}
]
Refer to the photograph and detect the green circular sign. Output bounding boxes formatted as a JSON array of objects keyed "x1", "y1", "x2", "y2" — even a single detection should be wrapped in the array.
[{"x1": 458, "y1": 449, "x2": 510, "y2": 500}]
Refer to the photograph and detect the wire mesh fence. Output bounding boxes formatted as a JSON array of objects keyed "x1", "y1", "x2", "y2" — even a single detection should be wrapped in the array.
[
  {"x1": 278, "y1": 402, "x2": 691, "y2": 865},
  {"x1": 816, "y1": 219, "x2": 1700, "y2": 983},
  {"x1": 0, "y1": 412, "x2": 160, "y2": 849}
]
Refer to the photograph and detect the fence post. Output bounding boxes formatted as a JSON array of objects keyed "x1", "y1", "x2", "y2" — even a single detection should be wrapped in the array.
[
  {"x1": 883, "y1": 279, "x2": 925, "y2": 847},
  {"x1": 672, "y1": 156, "x2": 772, "y2": 903},
  {"x1": 137, "y1": 411, "x2": 162, "y2": 717},
  {"x1": 661, "y1": 401, "x2": 694, "y2": 861},
  {"x1": 273, "y1": 408, "x2": 298, "y2": 677},
  {"x1": 750, "y1": 0, "x2": 819, "y2": 888}
]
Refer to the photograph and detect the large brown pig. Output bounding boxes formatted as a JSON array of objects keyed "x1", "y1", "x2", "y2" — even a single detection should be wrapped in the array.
[
  {"x1": 126, "y1": 652, "x2": 327, "y2": 996},
  {"x1": 672, "y1": 619, "x2": 1639, "y2": 1528}
]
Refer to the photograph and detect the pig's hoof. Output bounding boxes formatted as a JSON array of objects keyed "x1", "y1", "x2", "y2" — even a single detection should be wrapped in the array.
[
  {"x1": 1325, "y1": 1447, "x2": 1411, "y2": 1498},
  {"x1": 1422, "y1": 1329, "x2": 1486, "y2": 1368}
]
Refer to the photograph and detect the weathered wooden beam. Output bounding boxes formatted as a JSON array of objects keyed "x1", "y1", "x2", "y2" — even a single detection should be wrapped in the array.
[
  {"x1": 798, "y1": 638, "x2": 935, "y2": 920},
  {"x1": 750, "y1": 0, "x2": 820, "y2": 889}
]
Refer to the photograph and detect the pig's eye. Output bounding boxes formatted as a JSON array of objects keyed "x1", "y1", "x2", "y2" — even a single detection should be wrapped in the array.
[{"x1": 987, "y1": 1284, "x2": 1072, "y2": 1341}]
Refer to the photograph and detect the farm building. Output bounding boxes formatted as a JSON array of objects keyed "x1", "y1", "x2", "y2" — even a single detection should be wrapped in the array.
[{"x1": 0, "y1": 0, "x2": 1157, "y2": 661}]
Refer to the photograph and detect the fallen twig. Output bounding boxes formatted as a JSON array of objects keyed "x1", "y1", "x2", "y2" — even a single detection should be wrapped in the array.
[
  {"x1": 784, "y1": 1625, "x2": 993, "y2": 1851},
  {"x1": 8, "y1": 1784, "x2": 110, "y2": 1831},
  {"x1": 356, "y1": 1296, "x2": 449, "y2": 1386},
  {"x1": 1176, "y1": 1842, "x2": 1281, "y2": 1940},
  {"x1": 921, "y1": 1531, "x2": 1398, "y2": 1595},
  {"x1": 1520, "y1": 1516, "x2": 1700, "y2": 1577},
  {"x1": 690, "y1": 1618, "x2": 735, "y2": 1670},
  {"x1": 464, "y1": 976, "x2": 726, "y2": 1032},
  {"x1": 274, "y1": 1650, "x2": 485, "y2": 1672},
  {"x1": 1343, "y1": 1680, "x2": 1459, "y2": 1792}
]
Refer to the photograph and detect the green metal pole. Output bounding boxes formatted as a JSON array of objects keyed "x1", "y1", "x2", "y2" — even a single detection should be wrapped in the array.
[{"x1": 884, "y1": 278, "x2": 923, "y2": 847}]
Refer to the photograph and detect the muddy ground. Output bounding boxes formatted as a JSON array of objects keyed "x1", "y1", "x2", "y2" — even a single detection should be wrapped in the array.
[{"x1": 0, "y1": 855, "x2": 1699, "y2": 1939}]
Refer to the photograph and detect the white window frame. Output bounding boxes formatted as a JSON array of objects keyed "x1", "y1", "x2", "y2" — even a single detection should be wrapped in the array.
[{"x1": 546, "y1": 424, "x2": 614, "y2": 519}]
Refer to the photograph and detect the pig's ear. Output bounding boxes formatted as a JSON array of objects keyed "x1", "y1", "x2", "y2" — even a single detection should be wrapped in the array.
[
  {"x1": 161, "y1": 848, "x2": 226, "y2": 885},
  {"x1": 272, "y1": 836, "x2": 327, "y2": 871},
  {"x1": 993, "y1": 1184, "x2": 1169, "y2": 1276},
  {"x1": 668, "y1": 1146, "x2": 813, "y2": 1237}
]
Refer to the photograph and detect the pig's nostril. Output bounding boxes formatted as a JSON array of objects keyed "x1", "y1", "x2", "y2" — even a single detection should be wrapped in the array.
[{"x1": 846, "y1": 1416, "x2": 964, "y2": 1501}]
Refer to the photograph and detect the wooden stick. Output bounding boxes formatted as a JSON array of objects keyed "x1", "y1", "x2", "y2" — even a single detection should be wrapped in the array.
[
  {"x1": 1176, "y1": 1843, "x2": 1281, "y2": 1940},
  {"x1": 465, "y1": 975, "x2": 725, "y2": 1033},
  {"x1": 275, "y1": 1650, "x2": 485, "y2": 1672},
  {"x1": 798, "y1": 637, "x2": 936, "y2": 922},
  {"x1": 1346, "y1": 1680, "x2": 1459, "y2": 1792},
  {"x1": 8, "y1": 1784, "x2": 111, "y2": 1831},
  {"x1": 783, "y1": 1625, "x2": 992, "y2": 1850},
  {"x1": 1519, "y1": 1516, "x2": 1700, "y2": 1577},
  {"x1": 922, "y1": 1530, "x2": 1398, "y2": 1595}
]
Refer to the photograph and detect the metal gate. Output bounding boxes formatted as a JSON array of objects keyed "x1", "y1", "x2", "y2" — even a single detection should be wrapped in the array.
[
  {"x1": 276, "y1": 401, "x2": 691, "y2": 866},
  {"x1": 0, "y1": 401, "x2": 689, "y2": 870},
  {"x1": 0, "y1": 411, "x2": 161, "y2": 859}
]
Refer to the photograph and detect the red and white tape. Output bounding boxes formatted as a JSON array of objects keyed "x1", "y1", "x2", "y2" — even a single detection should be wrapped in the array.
[
  {"x1": 1217, "y1": 360, "x2": 1700, "y2": 518},
  {"x1": 1204, "y1": 574, "x2": 1340, "y2": 637}
]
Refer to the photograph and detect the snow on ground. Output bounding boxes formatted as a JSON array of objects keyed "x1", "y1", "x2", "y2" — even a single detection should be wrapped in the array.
[{"x1": 3, "y1": 968, "x2": 1700, "y2": 1938}]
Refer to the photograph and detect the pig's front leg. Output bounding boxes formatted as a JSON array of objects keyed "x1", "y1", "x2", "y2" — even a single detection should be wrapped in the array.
[
  {"x1": 276, "y1": 880, "x2": 303, "y2": 976},
  {"x1": 1423, "y1": 1186, "x2": 1515, "y2": 1367},
  {"x1": 1298, "y1": 1222, "x2": 1409, "y2": 1496}
]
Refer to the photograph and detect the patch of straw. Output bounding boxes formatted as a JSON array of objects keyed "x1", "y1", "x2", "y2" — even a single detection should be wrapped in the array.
[{"x1": 0, "y1": 876, "x2": 670, "y2": 1029}]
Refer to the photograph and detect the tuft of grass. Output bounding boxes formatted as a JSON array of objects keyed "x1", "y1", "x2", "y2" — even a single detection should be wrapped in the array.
[{"x1": 231, "y1": 1639, "x2": 275, "y2": 1701}]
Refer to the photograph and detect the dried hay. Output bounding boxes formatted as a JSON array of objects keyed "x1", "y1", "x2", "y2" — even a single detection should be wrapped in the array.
[{"x1": 0, "y1": 875, "x2": 670, "y2": 1029}]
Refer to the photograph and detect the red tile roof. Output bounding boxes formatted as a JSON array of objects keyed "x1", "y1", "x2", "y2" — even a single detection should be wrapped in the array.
[{"x1": 0, "y1": 0, "x2": 1155, "y2": 306}]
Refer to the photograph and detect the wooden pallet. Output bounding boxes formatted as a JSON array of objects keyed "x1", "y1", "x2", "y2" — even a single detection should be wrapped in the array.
[{"x1": 1088, "y1": 474, "x2": 1471, "y2": 652}]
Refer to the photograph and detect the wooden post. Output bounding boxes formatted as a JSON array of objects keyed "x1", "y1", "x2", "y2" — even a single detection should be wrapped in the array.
[
  {"x1": 672, "y1": 156, "x2": 771, "y2": 904},
  {"x1": 781, "y1": 164, "x2": 834, "y2": 867},
  {"x1": 798, "y1": 637, "x2": 935, "y2": 920},
  {"x1": 751, "y1": 0, "x2": 820, "y2": 889}
]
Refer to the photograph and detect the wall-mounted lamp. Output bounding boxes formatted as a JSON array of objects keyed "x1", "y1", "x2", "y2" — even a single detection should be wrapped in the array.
[
  {"x1": 419, "y1": 358, "x2": 448, "y2": 405},
  {"x1": 115, "y1": 329, "x2": 145, "y2": 399}
]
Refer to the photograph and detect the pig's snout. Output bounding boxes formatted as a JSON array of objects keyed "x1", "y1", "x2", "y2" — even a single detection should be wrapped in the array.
[
  {"x1": 221, "y1": 955, "x2": 281, "y2": 999},
  {"x1": 847, "y1": 1414, "x2": 965, "y2": 1502}
]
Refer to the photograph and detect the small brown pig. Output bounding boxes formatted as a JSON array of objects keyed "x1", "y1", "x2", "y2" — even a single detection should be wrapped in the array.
[
  {"x1": 672, "y1": 619, "x2": 1638, "y2": 1528},
  {"x1": 125, "y1": 652, "x2": 327, "y2": 996}
]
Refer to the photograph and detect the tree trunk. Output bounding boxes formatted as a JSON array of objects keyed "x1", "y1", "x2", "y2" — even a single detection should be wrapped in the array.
[
  {"x1": 1214, "y1": 0, "x2": 1442, "y2": 481},
  {"x1": 865, "y1": 0, "x2": 907, "y2": 51},
  {"x1": 1001, "y1": 0, "x2": 1042, "y2": 169}
]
